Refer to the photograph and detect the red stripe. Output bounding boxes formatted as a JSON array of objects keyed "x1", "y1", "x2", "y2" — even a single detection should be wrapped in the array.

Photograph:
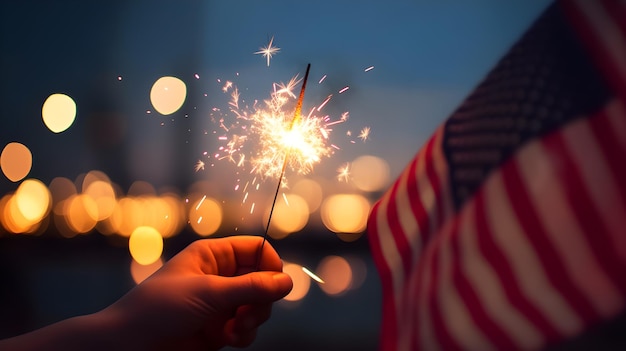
[
  {"x1": 409, "y1": 261, "x2": 424, "y2": 350},
  {"x1": 542, "y1": 128, "x2": 626, "y2": 296},
  {"x1": 475, "y1": 188, "x2": 561, "y2": 342},
  {"x1": 385, "y1": 176, "x2": 413, "y2": 277},
  {"x1": 501, "y1": 157, "x2": 599, "y2": 325},
  {"x1": 427, "y1": 236, "x2": 463, "y2": 351},
  {"x1": 367, "y1": 201, "x2": 398, "y2": 351},
  {"x1": 450, "y1": 205, "x2": 518, "y2": 350},
  {"x1": 406, "y1": 152, "x2": 431, "y2": 249},
  {"x1": 588, "y1": 108, "x2": 626, "y2": 219},
  {"x1": 561, "y1": 0, "x2": 626, "y2": 102},
  {"x1": 424, "y1": 133, "x2": 445, "y2": 229}
]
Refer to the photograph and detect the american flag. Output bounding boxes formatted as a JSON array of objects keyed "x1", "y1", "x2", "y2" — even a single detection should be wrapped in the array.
[{"x1": 367, "y1": 0, "x2": 626, "y2": 350}]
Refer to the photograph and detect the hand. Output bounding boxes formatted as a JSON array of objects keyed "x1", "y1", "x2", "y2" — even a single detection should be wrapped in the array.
[{"x1": 107, "y1": 235, "x2": 293, "y2": 350}]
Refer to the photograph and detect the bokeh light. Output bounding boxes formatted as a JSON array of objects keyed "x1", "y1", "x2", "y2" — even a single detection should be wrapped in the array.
[
  {"x1": 150, "y1": 76, "x2": 187, "y2": 115},
  {"x1": 14, "y1": 179, "x2": 51, "y2": 222},
  {"x1": 291, "y1": 178, "x2": 323, "y2": 213},
  {"x1": 282, "y1": 262, "x2": 311, "y2": 302},
  {"x1": 266, "y1": 194, "x2": 309, "y2": 239},
  {"x1": 65, "y1": 194, "x2": 98, "y2": 234},
  {"x1": 189, "y1": 195, "x2": 222, "y2": 236},
  {"x1": 131, "y1": 257, "x2": 163, "y2": 284},
  {"x1": 350, "y1": 155, "x2": 390, "y2": 192},
  {"x1": 321, "y1": 194, "x2": 370, "y2": 234},
  {"x1": 129, "y1": 226, "x2": 163, "y2": 265},
  {"x1": 41, "y1": 93, "x2": 77, "y2": 133},
  {"x1": 84, "y1": 180, "x2": 116, "y2": 221},
  {"x1": 49, "y1": 177, "x2": 77, "y2": 214},
  {"x1": 1, "y1": 142, "x2": 32, "y2": 182},
  {"x1": 317, "y1": 255, "x2": 352, "y2": 296},
  {"x1": 3, "y1": 194, "x2": 38, "y2": 234}
]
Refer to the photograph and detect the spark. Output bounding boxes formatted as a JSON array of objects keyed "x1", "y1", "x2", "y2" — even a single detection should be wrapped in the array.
[
  {"x1": 282, "y1": 193, "x2": 289, "y2": 206},
  {"x1": 338, "y1": 86, "x2": 350, "y2": 94},
  {"x1": 318, "y1": 74, "x2": 327, "y2": 84},
  {"x1": 222, "y1": 80, "x2": 233, "y2": 92},
  {"x1": 337, "y1": 163, "x2": 350, "y2": 182},
  {"x1": 317, "y1": 95, "x2": 332, "y2": 112},
  {"x1": 254, "y1": 36, "x2": 280, "y2": 67},
  {"x1": 195, "y1": 160, "x2": 205, "y2": 172},
  {"x1": 358, "y1": 126, "x2": 371, "y2": 141},
  {"x1": 195, "y1": 195, "x2": 206, "y2": 210},
  {"x1": 302, "y1": 266, "x2": 325, "y2": 284},
  {"x1": 364, "y1": 65, "x2": 374, "y2": 72},
  {"x1": 274, "y1": 75, "x2": 302, "y2": 99}
]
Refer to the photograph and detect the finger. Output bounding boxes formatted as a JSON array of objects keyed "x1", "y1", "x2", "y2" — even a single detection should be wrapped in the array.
[
  {"x1": 211, "y1": 271, "x2": 293, "y2": 307},
  {"x1": 200, "y1": 236, "x2": 283, "y2": 276}
]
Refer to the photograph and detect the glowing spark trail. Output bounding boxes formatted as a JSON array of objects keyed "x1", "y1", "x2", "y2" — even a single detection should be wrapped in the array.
[
  {"x1": 256, "y1": 63, "x2": 311, "y2": 269},
  {"x1": 302, "y1": 266, "x2": 325, "y2": 284}
]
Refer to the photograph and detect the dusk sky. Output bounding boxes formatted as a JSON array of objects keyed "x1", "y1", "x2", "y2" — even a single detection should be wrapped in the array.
[{"x1": 1, "y1": 0, "x2": 551, "y2": 192}]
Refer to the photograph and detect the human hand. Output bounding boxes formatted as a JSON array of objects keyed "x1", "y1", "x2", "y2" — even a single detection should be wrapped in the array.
[{"x1": 103, "y1": 235, "x2": 292, "y2": 350}]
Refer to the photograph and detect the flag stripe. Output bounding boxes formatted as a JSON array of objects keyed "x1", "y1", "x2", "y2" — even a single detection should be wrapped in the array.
[
  {"x1": 485, "y1": 168, "x2": 568, "y2": 340},
  {"x1": 502, "y1": 155, "x2": 597, "y2": 325},
  {"x1": 441, "y1": 212, "x2": 495, "y2": 350},
  {"x1": 415, "y1": 243, "x2": 438, "y2": 350},
  {"x1": 427, "y1": 233, "x2": 463, "y2": 351},
  {"x1": 543, "y1": 126, "x2": 624, "y2": 298},
  {"x1": 425, "y1": 129, "x2": 446, "y2": 229},
  {"x1": 368, "y1": 200, "x2": 398, "y2": 351},
  {"x1": 449, "y1": 201, "x2": 514, "y2": 350},
  {"x1": 409, "y1": 141, "x2": 431, "y2": 249},
  {"x1": 520, "y1": 134, "x2": 618, "y2": 321},
  {"x1": 385, "y1": 175, "x2": 413, "y2": 276}
]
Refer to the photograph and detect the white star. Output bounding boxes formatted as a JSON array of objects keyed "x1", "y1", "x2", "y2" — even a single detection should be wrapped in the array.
[{"x1": 254, "y1": 36, "x2": 280, "y2": 67}]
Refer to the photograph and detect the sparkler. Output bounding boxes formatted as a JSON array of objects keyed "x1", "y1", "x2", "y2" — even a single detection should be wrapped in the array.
[{"x1": 256, "y1": 63, "x2": 311, "y2": 269}]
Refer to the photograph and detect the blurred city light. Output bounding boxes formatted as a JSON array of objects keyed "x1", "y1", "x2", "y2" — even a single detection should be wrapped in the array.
[
  {"x1": 1, "y1": 142, "x2": 32, "y2": 182},
  {"x1": 321, "y1": 194, "x2": 370, "y2": 234},
  {"x1": 150, "y1": 76, "x2": 187, "y2": 115},
  {"x1": 350, "y1": 155, "x2": 390, "y2": 192},
  {"x1": 41, "y1": 93, "x2": 76, "y2": 133},
  {"x1": 129, "y1": 226, "x2": 163, "y2": 265},
  {"x1": 317, "y1": 255, "x2": 352, "y2": 296}
]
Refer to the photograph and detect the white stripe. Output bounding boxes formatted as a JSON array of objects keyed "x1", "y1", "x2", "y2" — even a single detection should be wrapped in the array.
[
  {"x1": 439, "y1": 208, "x2": 495, "y2": 351},
  {"x1": 605, "y1": 99, "x2": 626, "y2": 151},
  {"x1": 392, "y1": 166, "x2": 416, "y2": 351},
  {"x1": 395, "y1": 158, "x2": 422, "y2": 263},
  {"x1": 374, "y1": 189, "x2": 405, "y2": 344},
  {"x1": 534, "y1": 130, "x2": 622, "y2": 318},
  {"x1": 460, "y1": 200, "x2": 543, "y2": 349},
  {"x1": 486, "y1": 165, "x2": 580, "y2": 335},
  {"x1": 562, "y1": 116, "x2": 626, "y2": 301},
  {"x1": 516, "y1": 140, "x2": 587, "y2": 335},
  {"x1": 572, "y1": 0, "x2": 626, "y2": 81}
]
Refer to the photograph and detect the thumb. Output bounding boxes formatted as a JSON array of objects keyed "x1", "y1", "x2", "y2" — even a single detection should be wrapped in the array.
[{"x1": 214, "y1": 271, "x2": 293, "y2": 307}]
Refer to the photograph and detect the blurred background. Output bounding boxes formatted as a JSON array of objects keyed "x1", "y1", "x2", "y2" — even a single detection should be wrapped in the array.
[{"x1": 0, "y1": 1, "x2": 550, "y2": 349}]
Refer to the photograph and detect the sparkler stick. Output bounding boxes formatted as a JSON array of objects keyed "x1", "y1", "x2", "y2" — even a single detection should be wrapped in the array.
[{"x1": 256, "y1": 63, "x2": 311, "y2": 270}]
